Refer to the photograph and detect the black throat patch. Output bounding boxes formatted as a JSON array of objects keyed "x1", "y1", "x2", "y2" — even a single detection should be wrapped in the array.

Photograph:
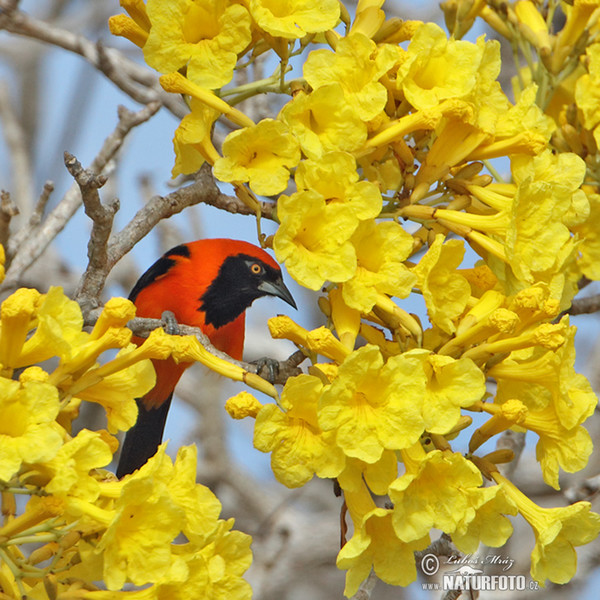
[{"x1": 200, "y1": 253, "x2": 280, "y2": 329}]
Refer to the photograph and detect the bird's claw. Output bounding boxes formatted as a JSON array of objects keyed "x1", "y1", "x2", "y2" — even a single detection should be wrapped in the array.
[
  {"x1": 252, "y1": 356, "x2": 280, "y2": 383},
  {"x1": 161, "y1": 310, "x2": 180, "y2": 336}
]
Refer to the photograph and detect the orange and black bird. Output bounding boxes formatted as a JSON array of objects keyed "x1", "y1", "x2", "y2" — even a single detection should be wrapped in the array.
[{"x1": 116, "y1": 238, "x2": 296, "y2": 478}]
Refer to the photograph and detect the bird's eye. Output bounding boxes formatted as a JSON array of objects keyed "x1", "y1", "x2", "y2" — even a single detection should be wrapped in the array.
[{"x1": 250, "y1": 263, "x2": 263, "y2": 275}]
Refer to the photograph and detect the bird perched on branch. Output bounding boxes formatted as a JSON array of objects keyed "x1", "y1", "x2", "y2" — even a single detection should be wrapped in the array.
[{"x1": 116, "y1": 238, "x2": 296, "y2": 478}]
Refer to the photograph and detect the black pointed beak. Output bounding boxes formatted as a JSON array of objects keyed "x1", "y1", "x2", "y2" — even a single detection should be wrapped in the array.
[{"x1": 258, "y1": 277, "x2": 297, "y2": 309}]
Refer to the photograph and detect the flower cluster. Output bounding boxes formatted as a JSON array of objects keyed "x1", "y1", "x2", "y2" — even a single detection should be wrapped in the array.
[
  {"x1": 108, "y1": 0, "x2": 600, "y2": 595},
  {"x1": 0, "y1": 284, "x2": 253, "y2": 599}
]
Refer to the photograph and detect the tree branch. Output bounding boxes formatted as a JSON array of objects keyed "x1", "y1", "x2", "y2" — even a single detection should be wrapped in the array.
[
  {"x1": 105, "y1": 163, "x2": 277, "y2": 272},
  {"x1": 0, "y1": 2, "x2": 188, "y2": 119},
  {"x1": 65, "y1": 152, "x2": 119, "y2": 317},
  {"x1": 568, "y1": 294, "x2": 600, "y2": 316},
  {"x1": 1, "y1": 102, "x2": 160, "y2": 292}
]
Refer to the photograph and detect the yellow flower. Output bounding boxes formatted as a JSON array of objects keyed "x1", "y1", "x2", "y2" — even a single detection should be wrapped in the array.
[
  {"x1": 318, "y1": 346, "x2": 426, "y2": 462},
  {"x1": 108, "y1": 0, "x2": 151, "y2": 48},
  {"x1": 419, "y1": 352, "x2": 486, "y2": 434},
  {"x1": 172, "y1": 99, "x2": 220, "y2": 177},
  {"x1": 168, "y1": 445, "x2": 223, "y2": 544},
  {"x1": 573, "y1": 193, "x2": 600, "y2": 280},
  {"x1": 337, "y1": 450, "x2": 398, "y2": 496},
  {"x1": 0, "y1": 287, "x2": 41, "y2": 370},
  {"x1": 412, "y1": 235, "x2": 471, "y2": 334},
  {"x1": 490, "y1": 323, "x2": 597, "y2": 431},
  {"x1": 452, "y1": 483, "x2": 517, "y2": 553},
  {"x1": 225, "y1": 391, "x2": 263, "y2": 420},
  {"x1": 342, "y1": 220, "x2": 416, "y2": 312},
  {"x1": 0, "y1": 370, "x2": 63, "y2": 482},
  {"x1": 304, "y1": 33, "x2": 398, "y2": 121},
  {"x1": 213, "y1": 119, "x2": 300, "y2": 196},
  {"x1": 35, "y1": 429, "x2": 114, "y2": 501},
  {"x1": 389, "y1": 449, "x2": 489, "y2": 542},
  {"x1": 472, "y1": 400, "x2": 594, "y2": 490},
  {"x1": 493, "y1": 471, "x2": 600, "y2": 585},
  {"x1": 337, "y1": 505, "x2": 429, "y2": 595},
  {"x1": 273, "y1": 189, "x2": 359, "y2": 290},
  {"x1": 13, "y1": 287, "x2": 86, "y2": 368},
  {"x1": 295, "y1": 152, "x2": 382, "y2": 220},
  {"x1": 279, "y1": 84, "x2": 367, "y2": 159},
  {"x1": 396, "y1": 22, "x2": 500, "y2": 110},
  {"x1": 143, "y1": 0, "x2": 252, "y2": 89},
  {"x1": 253, "y1": 374, "x2": 345, "y2": 487},
  {"x1": 249, "y1": 0, "x2": 340, "y2": 39},
  {"x1": 196, "y1": 518, "x2": 253, "y2": 599},
  {"x1": 96, "y1": 446, "x2": 186, "y2": 589},
  {"x1": 71, "y1": 344, "x2": 156, "y2": 433}
]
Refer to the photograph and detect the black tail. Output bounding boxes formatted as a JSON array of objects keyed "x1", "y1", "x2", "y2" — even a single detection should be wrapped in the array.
[{"x1": 116, "y1": 394, "x2": 173, "y2": 478}]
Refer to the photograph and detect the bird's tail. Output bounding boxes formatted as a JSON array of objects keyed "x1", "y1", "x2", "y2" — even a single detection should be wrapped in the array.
[{"x1": 116, "y1": 394, "x2": 173, "y2": 478}]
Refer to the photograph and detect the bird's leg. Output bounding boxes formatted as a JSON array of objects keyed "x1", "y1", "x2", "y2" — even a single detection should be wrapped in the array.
[
  {"x1": 161, "y1": 310, "x2": 180, "y2": 336},
  {"x1": 251, "y1": 356, "x2": 280, "y2": 383}
]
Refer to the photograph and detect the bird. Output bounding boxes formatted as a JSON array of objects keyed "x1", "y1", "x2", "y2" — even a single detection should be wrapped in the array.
[{"x1": 116, "y1": 238, "x2": 296, "y2": 478}]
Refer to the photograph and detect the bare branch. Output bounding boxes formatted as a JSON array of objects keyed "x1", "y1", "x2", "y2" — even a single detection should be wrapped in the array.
[
  {"x1": 64, "y1": 152, "x2": 120, "y2": 317},
  {"x1": 568, "y1": 294, "x2": 600, "y2": 316},
  {"x1": 0, "y1": 190, "x2": 19, "y2": 249},
  {"x1": 106, "y1": 163, "x2": 277, "y2": 270},
  {"x1": 0, "y1": 2, "x2": 188, "y2": 119},
  {"x1": 1, "y1": 102, "x2": 160, "y2": 292},
  {"x1": 5, "y1": 181, "x2": 54, "y2": 267},
  {"x1": 0, "y1": 80, "x2": 34, "y2": 214}
]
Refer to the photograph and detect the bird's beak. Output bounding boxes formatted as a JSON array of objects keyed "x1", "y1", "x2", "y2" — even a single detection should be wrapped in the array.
[{"x1": 258, "y1": 277, "x2": 297, "y2": 309}]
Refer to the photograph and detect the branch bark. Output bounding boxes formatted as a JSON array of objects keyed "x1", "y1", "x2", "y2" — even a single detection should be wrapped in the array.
[{"x1": 1, "y1": 102, "x2": 160, "y2": 292}]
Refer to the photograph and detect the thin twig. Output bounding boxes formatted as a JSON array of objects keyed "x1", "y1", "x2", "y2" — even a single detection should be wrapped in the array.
[
  {"x1": 105, "y1": 163, "x2": 277, "y2": 271},
  {"x1": 5, "y1": 181, "x2": 54, "y2": 267},
  {"x1": 568, "y1": 294, "x2": 600, "y2": 316},
  {"x1": 0, "y1": 80, "x2": 34, "y2": 215},
  {"x1": 0, "y1": 190, "x2": 19, "y2": 249},
  {"x1": 0, "y1": 2, "x2": 187, "y2": 119},
  {"x1": 65, "y1": 152, "x2": 120, "y2": 317},
  {"x1": 1, "y1": 102, "x2": 160, "y2": 291}
]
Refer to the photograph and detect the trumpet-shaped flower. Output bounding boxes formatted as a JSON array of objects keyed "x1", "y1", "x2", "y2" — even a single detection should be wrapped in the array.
[
  {"x1": 396, "y1": 22, "x2": 501, "y2": 111},
  {"x1": 506, "y1": 151, "x2": 586, "y2": 284},
  {"x1": 95, "y1": 447, "x2": 186, "y2": 589},
  {"x1": 253, "y1": 374, "x2": 345, "y2": 487},
  {"x1": 337, "y1": 505, "x2": 429, "y2": 596},
  {"x1": 452, "y1": 483, "x2": 517, "y2": 553},
  {"x1": 390, "y1": 448, "x2": 492, "y2": 543},
  {"x1": 573, "y1": 193, "x2": 600, "y2": 280},
  {"x1": 420, "y1": 352, "x2": 486, "y2": 434},
  {"x1": 412, "y1": 235, "x2": 471, "y2": 334},
  {"x1": 38, "y1": 429, "x2": 114, "y2": 501},
  {"x1": 304, "y1": 33, "x2": 399, "y2": 121},
  {"x1": 279, "y1": 84, "x2": 367, "y2": 159},
  {"x1": 491, "y1": 324, "x2": 597, "y2": 431},
  {"x1": 0, "y1": 369, "x2": 63, "y2": 482},
  {"x1": 273, "y1": 189, "x2": 359, "y2": 290},
  {"x1": 213, "y1": 119, "x2": 300, "y2": 196},
  {"x1": 318, "y1": 345, "x2": 426, "y2": 462},
  {"x1": 143, "y1": 0, "x2": 252, "y2": 89},
  {"x1": 249, "y1": 0, "x2": 340, "y2": 39},
  {"x1": 295, "y1": 152, "x2": 382, "y2": 220},
  {"x1": 474, "y1": 399, "x2": 594, "y2": 490},
  {"x1": 342, "y1": 220, "x2": 416, "y2": 312},
  {"x1": 70, "y1": 344, "x2": 157, "y2": 433},
  {"x1": 172, "y1": 99, "x2": 220, "y2": 177},
  {"x1": 493, "y1": 471, "x2": 600, "y2": 585}
]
